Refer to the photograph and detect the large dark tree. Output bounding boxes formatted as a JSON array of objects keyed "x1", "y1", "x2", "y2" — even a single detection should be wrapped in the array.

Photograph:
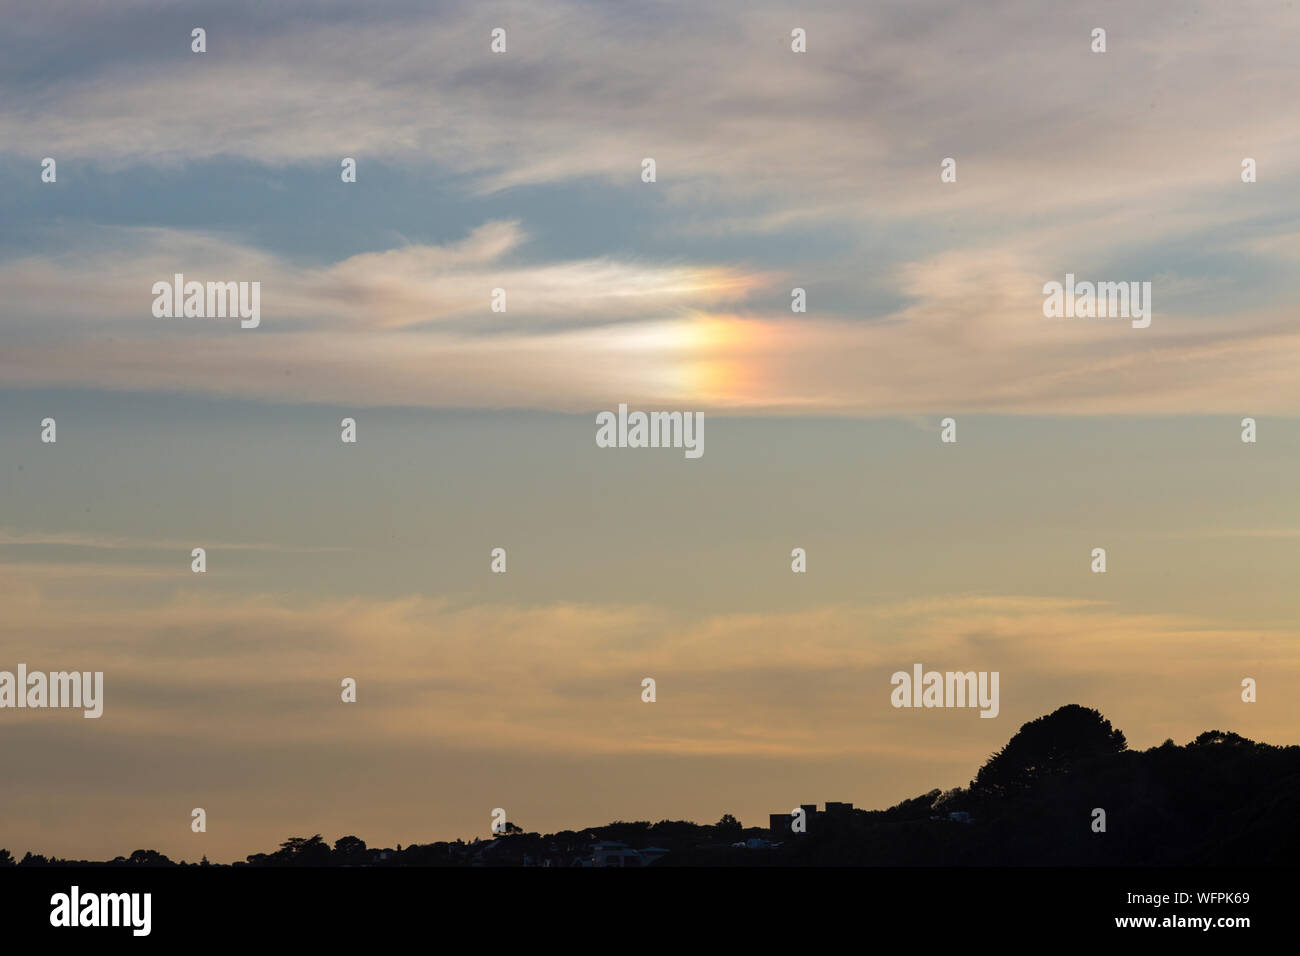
[
  {"x1": 275, "y1": 834, "x2": 331, "y2": 866},
  {"x1": 972, "y1": 704, "x2": 1127, "y2": 792},
  {"x1": 332, "y1": 835, "x2": 367, "y2": 862}
]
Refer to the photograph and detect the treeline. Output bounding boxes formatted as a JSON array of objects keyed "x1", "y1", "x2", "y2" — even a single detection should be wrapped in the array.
[
  {"x1": 5, "y1": 706, "x2": 1296, "y2": 867},
  {"x1": 0, "y1": 848, "x2": 188, "y2": 868},
  {"x1": 0, "y1": 820, "x2": 741, "y2": 868}
]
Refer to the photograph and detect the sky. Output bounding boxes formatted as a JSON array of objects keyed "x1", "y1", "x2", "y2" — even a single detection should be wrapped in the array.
[{"x1": 1, "y1": 0, "x2": 1298, "y2": 863}]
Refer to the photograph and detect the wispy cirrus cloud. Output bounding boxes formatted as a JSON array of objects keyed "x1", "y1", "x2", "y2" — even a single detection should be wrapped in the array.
[
  {"x1": 6, "y1": 0, "x2": 1298, "y2": 216},
  {"x1": 0, "y1": 221, "x2": 763, "y2": 335},
  {"x1": 4, "y1": 1, "x2": 1299, "y2": 415},
  {"x1": 3, "y1": 226, "x2": 1299, "y2": 413},
  {"x1": 0, "y1": 527, "x2": 345, "y2": 553},
  {"x1": 3, "y1": 565, "x2": 1293, "y2": 758}
]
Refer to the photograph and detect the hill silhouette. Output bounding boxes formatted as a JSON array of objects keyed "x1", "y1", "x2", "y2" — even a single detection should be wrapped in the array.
[
  {"x1": 3, "y1": 706, "x2": 1296, "y2": 867},
  {"x1": 678, "y1": 706, "x2": 1300, "y2": 866}
]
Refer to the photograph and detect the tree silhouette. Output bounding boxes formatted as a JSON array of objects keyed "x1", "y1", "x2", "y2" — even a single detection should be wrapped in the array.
[
  {"x1": 332, "y1": 835, "x2": 367, "y2": 862},
  {"x1": 715, "y1": 814, "x2": 743, "y2": 841},
  {"x1": 972, "y1": 705, "x2": 1127, "y2": 792},
  {"x1": 275, "y1": 834, "x2": 331, "y2": 866},
  {"x1": 1191, "y1": 730, "x2": 1253, "y2": 748},
  {"x1": 126, "y1": 848, "x2": 173, "y2": 866}
]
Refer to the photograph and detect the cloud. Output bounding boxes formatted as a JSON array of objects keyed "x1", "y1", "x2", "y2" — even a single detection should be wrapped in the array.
[
  {"x1": 0, "y1": 221, "x2": 760, "y2": 335},
  {"x1": 2, "y1": 225, "x2": 1298, "y2": 413},
  {"x1": 2, "y1": 565, "x2": 1293, "y2": 760},
  {"x1": 0, "y1": 527, "x2": 344, "y2": 553},
  {"x1": 5, "y1": 0, "x2": 1298, "y2": 223},
  {"x1": 5, "y1": 3, "x2": 1300, "y2": 414}
]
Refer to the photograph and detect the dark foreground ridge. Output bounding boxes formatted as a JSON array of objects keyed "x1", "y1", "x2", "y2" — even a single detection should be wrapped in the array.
[{"x1": 5, "y1": 706, "x2": 1297, "y2": 867}]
